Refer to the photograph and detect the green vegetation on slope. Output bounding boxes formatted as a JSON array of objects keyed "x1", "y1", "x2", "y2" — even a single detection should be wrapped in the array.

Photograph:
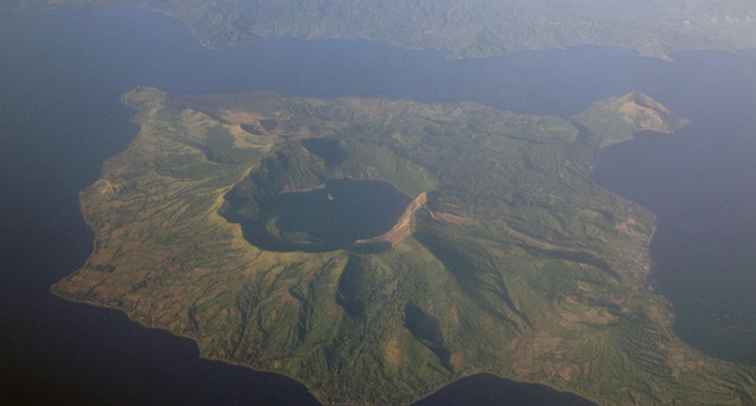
[
  {"x1": 52, "y1": 87, "x2": 756, "y2": 405},
  {"x1": 576, "y1": 91, "x2": 690, "y2": 148}
]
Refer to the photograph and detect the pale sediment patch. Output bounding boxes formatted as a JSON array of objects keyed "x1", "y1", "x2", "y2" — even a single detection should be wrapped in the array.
[{"x1": 355, "y1": 192, "x2": 428, "y2": 246}]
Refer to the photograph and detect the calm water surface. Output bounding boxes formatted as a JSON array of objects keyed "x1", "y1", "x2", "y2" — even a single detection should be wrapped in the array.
[
  {"x1": 240, "y1": 179, "x2": 410, "y2": 252},
  {"x1": 2, "y1": 5, "x2": 755, "y2": 405}
]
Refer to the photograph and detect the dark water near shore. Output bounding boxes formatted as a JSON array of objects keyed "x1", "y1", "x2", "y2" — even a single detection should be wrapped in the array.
[
  {"x1": 594, "y1": 60, "x2": 756, "y2": 363},
  {"x1": 1, "y1": 5, "x2": 755, "y2": 405}
]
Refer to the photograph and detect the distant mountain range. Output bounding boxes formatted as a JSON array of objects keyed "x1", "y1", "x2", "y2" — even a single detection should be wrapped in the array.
[{"x1": 9, "y1": 0, "x2": 756, "y2": 58}]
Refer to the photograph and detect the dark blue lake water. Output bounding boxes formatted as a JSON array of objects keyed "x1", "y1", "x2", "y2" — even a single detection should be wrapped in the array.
[
  {"x1": 1, "y1": 5, "x2": 755, "y2": 405},
  {"x1": 236, "y1": 179, "x2": 411, "y2": 252}
]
